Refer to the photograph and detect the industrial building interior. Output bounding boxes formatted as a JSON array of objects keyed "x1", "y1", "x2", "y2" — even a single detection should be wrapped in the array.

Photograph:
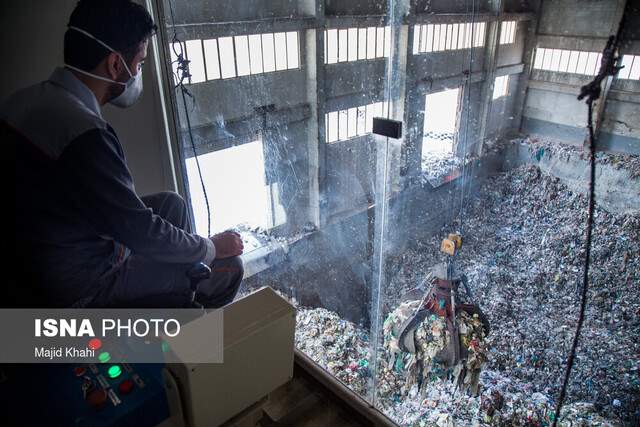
[{"x1": 3, "y1": 0, "x2": 639, "y2": 426}]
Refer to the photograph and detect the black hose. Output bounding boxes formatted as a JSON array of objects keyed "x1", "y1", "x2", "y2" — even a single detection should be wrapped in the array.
[
  {"x1": 552, "y1": 100, "x2": 596, "y2": 426},
  {"x1": 552, "y1": 3, "x2": 629, "y2": 422}
]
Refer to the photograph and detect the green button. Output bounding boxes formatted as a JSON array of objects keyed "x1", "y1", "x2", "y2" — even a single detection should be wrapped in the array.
[
  {"x1": 107, "y1": 365, "x2": 122, "y2": 379},
  {"x1": 98, "y1": 352, "x2": 111, "y2": 363}
]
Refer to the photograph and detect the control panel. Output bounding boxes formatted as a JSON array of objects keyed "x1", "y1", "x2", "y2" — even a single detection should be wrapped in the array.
[{"x1": 1, "y1": 361, "x2": 169, "y2": 426}]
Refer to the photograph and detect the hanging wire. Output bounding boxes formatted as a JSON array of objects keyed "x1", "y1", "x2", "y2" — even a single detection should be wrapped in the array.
[
  {"x1": 552, "y1": 3, "x2": 628, "y2": 424},
  {"x1": 438, "y1": 0, "x2": 476, "y2": 282},
  {"x1": 457, "y1": 0, "x2": 477, "y2": 240},
  {"x1": 167, "y1": 0, "x2": 212, "y2": 237}
]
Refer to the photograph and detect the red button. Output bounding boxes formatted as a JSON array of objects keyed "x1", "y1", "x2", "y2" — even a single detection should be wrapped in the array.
[
  {"x1": 88, "y1": 338, "x2": 102, "y2": 351},
  {"x1": 74, "y1": 366, "x2": 86, "y2": 377},
  {"x1": 86, "y1": 389, "x2": 108, "y2": 409},
  {"x1": 118, "y1": 379, "x2": 134, "y2": 395}
]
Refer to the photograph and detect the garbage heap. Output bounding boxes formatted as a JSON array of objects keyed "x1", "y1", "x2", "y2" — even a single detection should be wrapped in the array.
[{"x1": 380, "y1": 301, "x2": 488, "y2": 399}]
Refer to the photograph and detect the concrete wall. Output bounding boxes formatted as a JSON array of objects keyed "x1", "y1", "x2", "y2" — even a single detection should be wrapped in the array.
[
  {"x1": 166, "y1": 0, "x2": 314, "y2": 24},
  {"x1": 414, "y1": 0, "x2": 492, "y2": 14},
  {"x1": 0, "y1": 0, "x2": 174, "y2": 196},
  {"x1": 503, "y1": 140, "x2": 640, "y2": 215},
  {"x1": 521, "y1": 0, "x2": 640, "y2": 155},
  {"x1": 325, "y1": 0, "x2": 387, "y2": 15},
  {"x1": 161, "y1": 1, "x2": 533, "y2": 237}
]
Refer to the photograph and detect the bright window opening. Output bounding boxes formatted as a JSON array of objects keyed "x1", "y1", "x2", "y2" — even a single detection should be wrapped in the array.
[
  {"x1": 533, "y1": 48, "x2": 602, "y2": 76},
  {"x1": 234, "y1": 35, "x2": 251, "y2": 76},
  {"x1": 499, "y1": 21, "x2": 517, "y2": 45},
  {"x1": 413, "y1": 22, "x2": 486, "y2": 54},
  {"x1": 185, "y1": 40, "x2": 206, "y2": 83},
  {"x1": 185, "y1": 140, "x2": 285, "y2": 236},
  {"x1": 618, "y1": 55, "x2": 640, "y2": 80},
  {"x1": 325, "y1": 101, "x2": 390, "y2": 143},
  {"x1": 218, "y1": 37, "x2": 237, "y2": 79},
  {"x1": 422, "y1": 88, "x2": 460, "y2": 156},
  {"x1": 492, "y1": 75, "x2": 509, "y2": 99},
  {"x1": 325, "y1": 26, "x2": 391, "y2": 64},
  {"x1": 177, "y1": 32, "x2": 300, "y2": 84}
]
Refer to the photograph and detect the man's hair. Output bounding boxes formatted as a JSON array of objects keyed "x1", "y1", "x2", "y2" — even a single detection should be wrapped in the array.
[{"x1": 64, "y1": 0, "x2": 157, "y2": 71}]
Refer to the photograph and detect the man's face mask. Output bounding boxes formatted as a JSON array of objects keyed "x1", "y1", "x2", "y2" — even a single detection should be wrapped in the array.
[{"x1": 65, "y1": 26, "x2": 143, "y2": 108}]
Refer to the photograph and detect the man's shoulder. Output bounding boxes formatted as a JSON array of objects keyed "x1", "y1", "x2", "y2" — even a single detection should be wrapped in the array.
[{"x1": 2, "y1": 80, "x2": 109, "y2": 159}]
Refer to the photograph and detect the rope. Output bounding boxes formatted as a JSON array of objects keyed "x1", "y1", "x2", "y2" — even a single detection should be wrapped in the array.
[
  {"x1": 167, "y1": 0, "x2": 212, "y2": 237},
  {"x1": 552, "y1": 3, "x2": 629, "y2": 423}
]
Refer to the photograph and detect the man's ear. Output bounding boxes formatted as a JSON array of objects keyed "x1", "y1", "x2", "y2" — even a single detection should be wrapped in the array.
[{"x1": 105, "y1": 51, "x2": 124, "y2": 80}]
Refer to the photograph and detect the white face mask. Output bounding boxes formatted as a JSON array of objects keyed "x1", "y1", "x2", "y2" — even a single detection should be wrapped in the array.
[{"x1": 65, "y1": 26, "x2": 143, "y2": 108}]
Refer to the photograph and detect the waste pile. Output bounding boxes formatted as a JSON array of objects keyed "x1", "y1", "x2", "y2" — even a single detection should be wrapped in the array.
[
  {"x1": 294, "y1": 307, "x2": 370, "y2": 394},
  {"x1": 420, "y1": 151, "x2": 464, "y2": 185},
  {"x1": 381, "y1": 158, "x2": 639, "y2": 424},
  {"x1": 515, "y1": 135, "x2": 640, "y2": 179},
  {"x1": 245, "y1": 145, "x2": 639, "y2": 425},
  {"x1": 381, "y1": 301, "x2": 488, "y2": 398}
]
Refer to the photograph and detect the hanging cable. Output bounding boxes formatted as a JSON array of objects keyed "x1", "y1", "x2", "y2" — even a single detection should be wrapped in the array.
[
  {"x1": 552, "y1": 3, "x2": 629, "y2": 424},
  {"x1": 457, "y1": 0, "x2": 477, "y2": 239},
  {"x1": 167, "y1": 0, "x2": 211, "y2": 237}
]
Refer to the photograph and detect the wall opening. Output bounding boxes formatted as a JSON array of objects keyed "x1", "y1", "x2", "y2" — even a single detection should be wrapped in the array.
[
  {"x1": 185, "y1": 139, "x2": 285, "y2": 238},
  {"x1": 422, "y1": 87, "x2": 460, "y2": 161}
]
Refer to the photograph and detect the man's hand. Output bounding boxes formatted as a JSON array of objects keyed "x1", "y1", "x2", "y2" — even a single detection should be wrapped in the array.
[{"x1": 210, "y1": 231, "x2": 244, "y2": 259}]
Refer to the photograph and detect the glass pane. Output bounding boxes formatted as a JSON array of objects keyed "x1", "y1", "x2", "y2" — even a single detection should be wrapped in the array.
[
  {"x1": 347, "y1": 107, "x2": 357, "y2": 138},
  {"x1": 585, "y1": 52, "x2": 599, "y2": 75},
  {"x1": 356, "y1": 106, "x2": 366, "y2": 135},
  {"x1": 326, "y1": 29, "x2": 337, "y2": 64},
  {"x1": 567, "y1": 50, "x2": 579, "y2": 73},
  {"x1": 185, "y1": 39, "x2": 205, "y2": 83},
  {"x1": 543, "y1": 48, "x2": 554, "y2": 69},
  {"x1": 425, "y1": 24, "x2": 433, "y2": 52},
  {"x1": 576, "y1": 51, "x2": 589, "y2": 74},
  {"x1": 218, "y1": 36, "x2": 236, "y2": 78},
  {"x1": 384, "y1": 26, "x2": 391, "y2": 57},
  {"x1": 367, "y1": 27, "x2": 376, "y2": 59},
  {"x1": 248, "y1": 34, "x2": 263, "y2": 74},
  {"x1": 550, "y1": 48, "x2": 562, "y2": 71},
  {"x1": 629, "y1": 56, "x2": 640, "y2": 79},
  {"x1": 159, "y1": 3, "x2": 636, "y2": 427},
  {"x1": 286, "y1": 32, "x2": 299, "y2": 69},
  {"x1": 618, "y1": 55, "x2": 633, "y2": 79},
  {"x1": 338, "y1": 29, "x2": 348, "y2": 62},
  {"x1": 274, "y1": 32, "x2": 288, "y2": 70},
  {"x1": 348, "y1": 28, "x2": 358, "y2": 61},
  {"x1": 533, "y1": 47, "x2": 545, "y2": 69},
  {"x1": 327, "y1": 111, "x2": 338, "y2": 142},
  {"x1": 358, "y1": 27, "x2": 367, "y2": 60},
  {"x1": 433, "y1": 24, "x2": 441, "y2": 51},
  {"x1": 376, "y1": 27, "x2": 385, "y2": 58},
  {"x1": 234, "y1": 35, "x2": 251, "y2": 77},
  {"x1": 439, "y1": 24, "x2": 447, "y2": 50},
  {"x1": 261, "y1": 33, "x2": 276, "y2": 72},
  {"x1": 558, "y1": 49, "x2": 570, "y2": 72},
  {"x1": 451, "y1": 23, "x2": 459, "y2": 49},
  {"x1": 203, "y1": 39, "x2": 221, "y2": 80},
  {"x1": 338, "y1": 109, "x2": 348, "y2": 141}
]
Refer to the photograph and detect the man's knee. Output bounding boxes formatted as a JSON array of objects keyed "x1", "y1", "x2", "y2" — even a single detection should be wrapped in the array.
[
  {"x1": 229, "y1": 255, "x2": 244, "y2": 277},
  {"x1": 212, "y1": 255, "x2": 244, "y2": 280},
  {"x1": 142, "y1": 191, "x2": 187, "y2": 212},
  {"x1": 143, "y1": 191, "x2": 191, "y2": 230},
  {"x1": 198, "y1": 256, "x2": 244, "y2": 307},
  {"x1": 159, "y1": 191, "x2": 187, "y2": 209}
]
